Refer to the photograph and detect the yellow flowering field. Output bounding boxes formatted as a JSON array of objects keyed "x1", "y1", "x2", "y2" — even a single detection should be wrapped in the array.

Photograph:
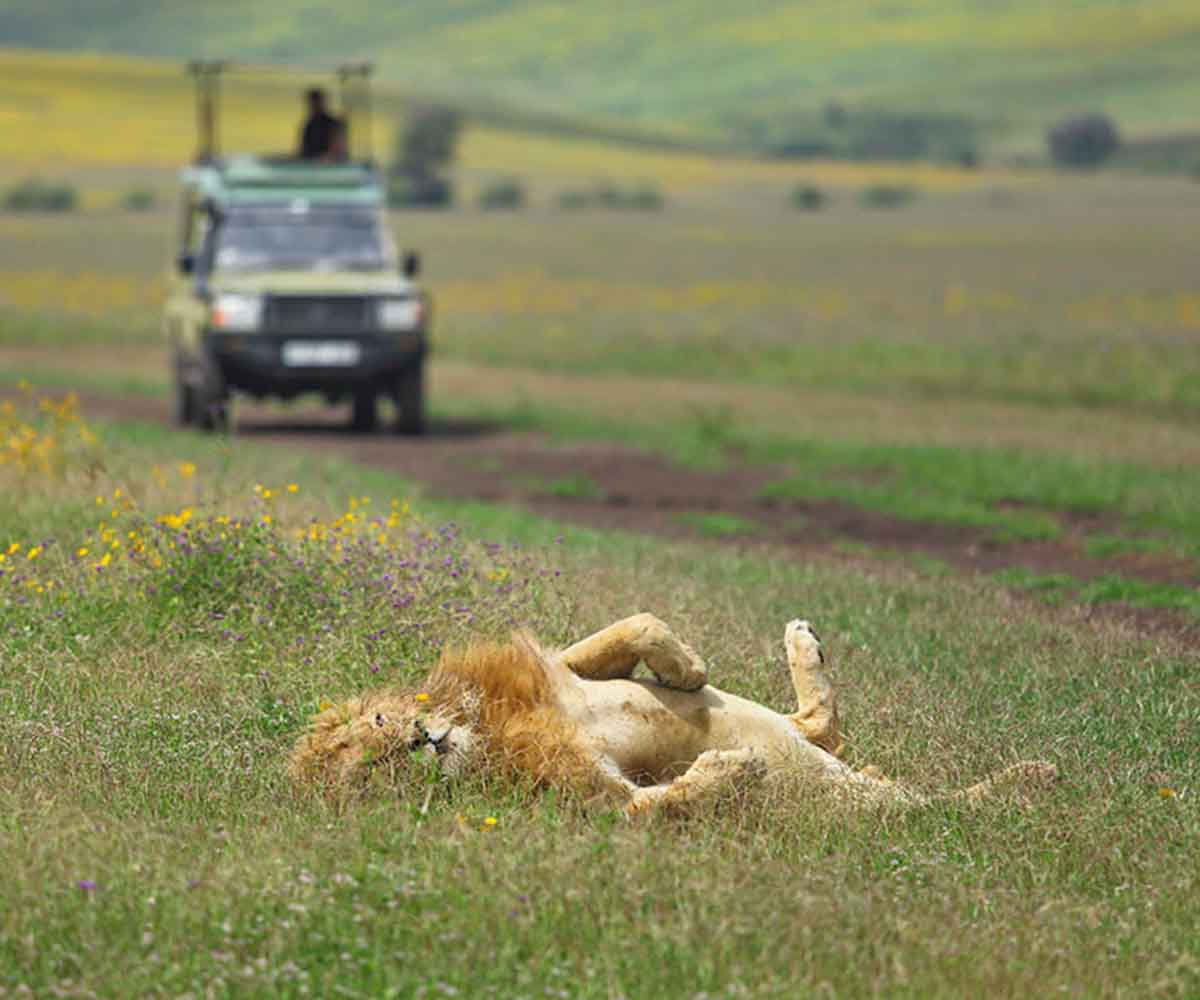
[{"x1": 0, "y1": 47, "x2": 1002, "y2": 196}]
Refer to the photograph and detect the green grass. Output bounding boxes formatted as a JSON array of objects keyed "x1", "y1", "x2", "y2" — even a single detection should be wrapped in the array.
[
  {"x1": 539, "y1": 472, "x2": 606, "y2": 501},
  {"x1": 995, "y1": 566, "x2": 1200, "y2": 618},
  {"x1": 677, "y1": 511, "x2": 759, "y2": 537},
  {"x1": 2, "y1": 408, "x2": 1199, "y2": 996},
  {"x1": 439, "y1": 392, "x2": 1200, "y2": 553}
]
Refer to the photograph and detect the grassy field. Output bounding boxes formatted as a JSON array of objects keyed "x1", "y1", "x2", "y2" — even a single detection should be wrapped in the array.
[
  {"x1": 1, "y1": 392, "x2": 1197, "y2": 997},
  {"x1": 3, "y1": 46, "x2": 1200, "y2": 997},
  {"x1": 4, "y1": 1, "x2": 1200, "y2": 154}
]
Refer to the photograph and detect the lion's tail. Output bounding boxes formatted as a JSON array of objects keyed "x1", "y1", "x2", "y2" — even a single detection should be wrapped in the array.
[{"x1": 947, "y1": 759, "x2": 1059, "y2": 805}]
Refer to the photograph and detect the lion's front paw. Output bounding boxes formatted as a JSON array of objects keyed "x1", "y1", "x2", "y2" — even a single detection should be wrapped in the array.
[
  {"x1": 670, "y1": 646, "x2": 709, "y2": 692},
  {"x1": 646, "y1": 643, "x2": 708, "y2": 692}
]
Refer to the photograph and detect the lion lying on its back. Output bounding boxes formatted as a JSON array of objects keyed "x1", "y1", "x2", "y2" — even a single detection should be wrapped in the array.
[{"x1": 290, "y1": 614, "x2": 1057, "y2": 816}]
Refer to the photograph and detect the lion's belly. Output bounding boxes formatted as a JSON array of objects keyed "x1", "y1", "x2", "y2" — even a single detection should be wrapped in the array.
[{"x1": 567, "y1": 678, "x2": 813, "y2": 783}]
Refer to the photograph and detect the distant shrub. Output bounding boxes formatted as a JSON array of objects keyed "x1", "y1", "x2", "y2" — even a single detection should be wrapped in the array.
[
  {"x1": 3, "y1": 177, "x2": 77, "y2": 213},
  {"x1": 121, "y1": 187, "x2": 156, "y2": 212},
  {"x1": 477, "y1": 176, "x2": 525, "y2": 211},
  {"x1": 623, "y1": 183, "x2": 665, "y2": 211},
  {"x1": 1047, "y1": 114, "x2": 1120, "y2": 168},
  {"x1": 555, "y1": 188, "x2": 591, "y2": 211},
  {"x1": 790, "y1": 183, "x2": 826, "y2": 211},
  {"x1": 387, "y1": 173, "x2": 453, "y2": 209},
  {"x1": 554, "y1": 179, "x2": 665, "y2": 212},
  {"x1": 859, "y1": 184, "x2": 917, "y2": 209},
  {"x1": 761, "y1": 108, "x2": 978, "y2": 165}
]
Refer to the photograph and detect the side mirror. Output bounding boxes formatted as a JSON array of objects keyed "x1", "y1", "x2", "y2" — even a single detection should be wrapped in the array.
[
  {"x1": 402, "y1": 252, "x2": 420, "y2": 279},
  {"x1": 177, "y1": 252, "x2": 195, "y2": 276}
]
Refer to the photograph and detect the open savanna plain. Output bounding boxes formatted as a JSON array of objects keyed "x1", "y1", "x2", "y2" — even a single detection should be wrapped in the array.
[{"x1": 3, "y1": 50, "x2": 1200, "y2": 998}]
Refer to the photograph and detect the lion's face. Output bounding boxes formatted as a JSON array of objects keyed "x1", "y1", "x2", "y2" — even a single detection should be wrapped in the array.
[
  {"x1": 368, "y1": 700, "x2": 476, "y2": 776},
  {"x1": 305, "y1": 694, "x2": 478, "y2": 786}
]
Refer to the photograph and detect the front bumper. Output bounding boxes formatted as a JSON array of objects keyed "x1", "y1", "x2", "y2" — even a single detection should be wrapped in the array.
[{"x1": 204, "y1": 330, "x2": 426, "y2": 398}]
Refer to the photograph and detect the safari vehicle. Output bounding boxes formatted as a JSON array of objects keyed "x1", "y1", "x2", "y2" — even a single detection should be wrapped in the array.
[{"x1": 165, "y1": 62, "x2": 428, "y2": 434}]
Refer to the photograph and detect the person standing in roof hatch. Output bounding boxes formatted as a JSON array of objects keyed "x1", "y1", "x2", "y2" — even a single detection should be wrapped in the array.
[{"x1": 298, "y1": 88, "x2": 343, "y2": 159}]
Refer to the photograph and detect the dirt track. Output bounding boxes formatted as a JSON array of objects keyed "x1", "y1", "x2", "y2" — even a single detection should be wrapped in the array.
[{"x1": 53, "y1": 389, "x2": 1200, "y2": 644}]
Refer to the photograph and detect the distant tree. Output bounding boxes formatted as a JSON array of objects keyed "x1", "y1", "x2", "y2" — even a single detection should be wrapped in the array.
[
  {"x1": 1047, "y1": 114, "x2": 1120, "y2": 168},
  {"x1": 823, "y1": 99, "x2": 848, "y2": 129},
  {"x1": 389, "y1": 104, "x2": 462, "y2": 208}
]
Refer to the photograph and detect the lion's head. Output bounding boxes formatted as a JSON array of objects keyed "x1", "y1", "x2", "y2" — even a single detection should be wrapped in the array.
[{"x1": 289, "y1": 690, "x2": 479, "y2": 791}]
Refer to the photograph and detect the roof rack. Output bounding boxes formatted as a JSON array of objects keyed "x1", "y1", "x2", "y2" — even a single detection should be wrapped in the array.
[
  {"x1": 187, "y1": 60, "x2": 375, "y2": 166},
  {"x1": 180, "y1": 156, "x2": 383, "y2": 207}
]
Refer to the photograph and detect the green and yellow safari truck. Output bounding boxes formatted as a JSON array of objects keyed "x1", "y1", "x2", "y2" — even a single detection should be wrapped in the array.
[{"x1": 165, "y1": 63, "x2": 428, "y2": 434}]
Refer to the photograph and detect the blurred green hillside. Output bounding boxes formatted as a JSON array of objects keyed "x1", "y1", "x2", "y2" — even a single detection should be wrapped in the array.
[{"x1": 2, "y1": 1, "x2": 1199, "y2": 157}]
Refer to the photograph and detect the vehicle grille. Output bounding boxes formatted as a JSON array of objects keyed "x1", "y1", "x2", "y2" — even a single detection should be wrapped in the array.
[{"x1": 267, "y1": 296, "x2": 370, "y2": 334}]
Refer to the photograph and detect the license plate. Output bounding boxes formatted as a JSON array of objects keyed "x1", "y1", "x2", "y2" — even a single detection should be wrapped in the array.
[{"x1": 282, "y1": 341, "x2": 362, "y2": 367}]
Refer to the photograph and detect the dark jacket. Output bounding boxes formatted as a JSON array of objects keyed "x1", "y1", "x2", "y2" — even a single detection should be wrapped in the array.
[{"x1": 299, "y1": 111, "x2": 341, "y2": 159}]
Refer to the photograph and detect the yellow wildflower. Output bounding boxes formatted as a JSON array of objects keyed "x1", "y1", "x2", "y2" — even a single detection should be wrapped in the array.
[
  {"x1": 98, "y1": 553, "x2": 111, "y2": 568},
  {"x1": 318, "y1": 700, "x2": 333, "y2": 712},
  {"x1": 482, "y1": 817, "x2": 498, "y2": 829},
  {"x1": 415, "y1": 693, "x2": 430, "y2": 703},
  {"x1": 6, "y1": 542, "x2": 19, "y2": 555},
  {"x1": 261, "y1": 514, "x2": 273, "y2": 525},
  {"x1": 1159, "y1": 787, "x2": 1176, "y2": 798},
  {"x1": 76, "y1": 547, "x2": 89, "y2": 557},
  {"x1": 287, "y1": 483, "x2": 299, "y2": 494},
  {"x1": 26, "y1": 545, "x2": 42, "y2": 560},
  {"x1": 178, "y1": 462, "x2": 196, "y2": 479}
]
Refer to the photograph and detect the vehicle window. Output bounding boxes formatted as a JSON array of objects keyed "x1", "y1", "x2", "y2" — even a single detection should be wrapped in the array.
[{"x1": 212, "y1": 209, "x2": 395, "y2": 272}]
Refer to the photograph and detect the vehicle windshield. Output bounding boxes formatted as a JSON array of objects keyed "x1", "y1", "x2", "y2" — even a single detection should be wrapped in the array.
[{"x1": 211, "y1": 207, "x2": 395, "y2": 272}]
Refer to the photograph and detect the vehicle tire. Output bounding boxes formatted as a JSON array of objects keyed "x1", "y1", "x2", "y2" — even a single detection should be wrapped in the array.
[
  {"x1": 351, "y1": 392, "x2": 378, "y2": 433},
  {"x1": 194, "y1": 364, "x2": 230, "y2": 433},
  {"x1": 195, "y1": 390, "x2": 230, "y2": 433},
  {"x1": 172, "y1": 368, "x2": 195, "y2": 427},
  {"x1": 392, "y1": 367, "x2": 424, "y2": 436}
]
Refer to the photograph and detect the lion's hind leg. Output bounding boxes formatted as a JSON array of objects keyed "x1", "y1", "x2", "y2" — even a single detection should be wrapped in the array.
[
  {"x1": 559, "y1": 613, "x2": 708, "y2": 691},
  {"x1": 784, "y1": 619, "x2": 843, "y2": 757},
  {"x1": 625, "y1": 748, "x2": 768, "y2": 818}
]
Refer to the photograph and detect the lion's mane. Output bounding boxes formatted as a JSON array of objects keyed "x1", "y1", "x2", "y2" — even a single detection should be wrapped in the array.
[{"x1": 290, "y1": 636, "x2": 606, "y2": 797}]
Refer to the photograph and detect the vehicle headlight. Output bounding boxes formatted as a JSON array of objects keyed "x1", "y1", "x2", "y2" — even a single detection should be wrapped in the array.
[
  {"x1": 377, "y1": 298, "x2": 424, "y2": 331},
  {"x1": 211, "y1": 293, "x2": 263, "y2": 332}
]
